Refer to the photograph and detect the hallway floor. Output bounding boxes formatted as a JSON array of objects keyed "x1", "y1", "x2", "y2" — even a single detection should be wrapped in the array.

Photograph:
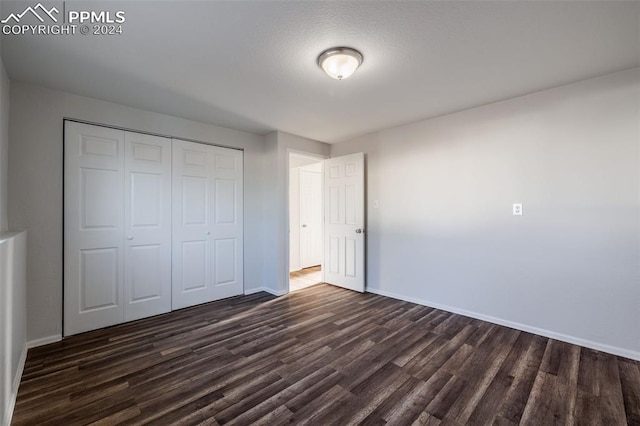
[{"x1": 289, "y1": 266, "x2": 321, "y2": 292}]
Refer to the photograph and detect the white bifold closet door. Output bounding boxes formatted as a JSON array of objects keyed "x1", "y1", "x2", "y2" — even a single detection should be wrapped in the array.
[
  {"x1": 172, "y1": 139, "x2": 243, "y2": 310},
  {"x1": 123, "y1": 131, "x2": 172, "y2": 322},
  {"x1": 64, "y1": 122, "x2": 172, "y2": 336}
]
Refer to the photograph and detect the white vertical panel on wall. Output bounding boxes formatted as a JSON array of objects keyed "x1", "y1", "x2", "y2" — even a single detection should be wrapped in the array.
[
  {"x1": 172, "y1": 139, "x2": 243, "y2": 310},
  {"x1": 289, "y1": 168, "x2": 301, "y2": 272},
  {"x1": 172, "y1": 140, "x2": 214, "y2": 309},
  {"x1": 299, "y1": 168, "x2": 322, "y2": 268},
  {"x1": 0, "y1": 231, "x2": 27, "y2": 426},
  {"x1": 211, "y1": 146, "x2": 244, "y2": 299},
  {"x1": 64, "y1": 122, "x2": 125, "y2": 336},
  {"x1": 123, "y1": 131, "x2": 172, "y2": 321}
]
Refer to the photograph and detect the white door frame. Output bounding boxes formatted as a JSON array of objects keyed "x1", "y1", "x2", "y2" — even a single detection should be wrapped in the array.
[{"x1": 286, "y1": 149, "x2": 328, "y2": 293}]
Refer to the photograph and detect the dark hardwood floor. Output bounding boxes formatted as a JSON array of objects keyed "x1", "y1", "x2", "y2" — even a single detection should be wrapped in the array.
[{"x1": 13, "y1": 284, "x2": 640, "y2": 425}]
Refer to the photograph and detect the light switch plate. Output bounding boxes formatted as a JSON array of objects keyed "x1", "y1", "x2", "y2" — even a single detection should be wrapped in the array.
[
  {"x1": 513, "y1": 203, "x2": 523, "y2": 216},
  {"x1": 373, "y1": 200, "x2": 379, "y2": 209}
]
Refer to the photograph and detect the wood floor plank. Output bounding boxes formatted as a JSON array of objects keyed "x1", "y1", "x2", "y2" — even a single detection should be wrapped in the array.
[
  {"x1": 466, "y1": 331, "x2": 532, "y2": 424},
  {"x1": 599, "y1": 352, "x2": 628, "y2": 425},
  {"x1": 425, "y1": 374, "x2": 468, "y2": 420},
  {"x1": 384, "y1": 369, "x2": 451, "y2": 424},
  {"x1": 520, "y1": 371, "x2": 574, "y2": 425},
  {"x1": 495, "y1": 334, "x2": 547, "y2": 424},
  {"x1": 360, "y1": 375, "x2": 425, "y2": 424},
  {"x1": 619, "y1": 357, "x2": 640, "y2": 424},
  {"x1": 574, "y1": 390, "x2": 602, "y2": 425},
  {"x1": 447, "y1": 328, "x2": 519, "y2": 424},
  {"x1": 11, "y1": 280, "x2": 640, "y2": 425},
  {"x1": 342, "y1": 364, "x2": 413, "y2": 425},
  {"x1": 223, "y1": 366, "x2": 334, "y2": 425}
]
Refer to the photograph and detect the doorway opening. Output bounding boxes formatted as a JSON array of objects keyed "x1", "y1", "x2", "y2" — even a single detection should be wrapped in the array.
[{"x1": 289, "y1": 153, "x2": 324, "y2": 292}]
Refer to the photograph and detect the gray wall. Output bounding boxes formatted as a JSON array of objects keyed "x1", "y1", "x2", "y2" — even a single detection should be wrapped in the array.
[
  {"x1": 0, "y1": 56, "x2": 9, "y2": 232},
  {"x1": 8, "y1": 82, "x2": 266, "y2": 343},
  {"x1": 331, "y1": 68, "x2": 640, "y2": 358}
]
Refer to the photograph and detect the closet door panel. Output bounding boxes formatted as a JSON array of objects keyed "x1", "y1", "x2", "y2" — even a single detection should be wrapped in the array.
[
  {"x1": 212, "y1": 146, "x2": 243, "y2": 299},
  {"x1": 172, "y1": 141, "x2": 244, "y2": 308},
  {"x1": 64, "y1": 122, "x2": 125, "y2": 336},
  {"x1": 124, "y1": 132, "x2": 172, "y2": 321},
  {"x1": 172, "y1": 139, "x2": 214, "y2": 309}
]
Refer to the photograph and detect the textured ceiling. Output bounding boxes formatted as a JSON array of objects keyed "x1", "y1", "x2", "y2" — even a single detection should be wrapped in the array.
[{"x1": 2, "y1": 1, "x2": 639, "y2": 143}]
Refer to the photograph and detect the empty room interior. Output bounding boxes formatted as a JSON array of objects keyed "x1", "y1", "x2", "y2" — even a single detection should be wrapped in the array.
[{"x1": 1, "y1": 1, "x2": 639, "y2": 425}]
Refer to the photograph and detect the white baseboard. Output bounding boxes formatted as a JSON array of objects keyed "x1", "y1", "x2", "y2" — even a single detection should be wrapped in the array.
[
  {"x1": 4, "y1": 342, "x2": 27, "y2": 426},
  {"x1": 27, "y1": 334, "x2": 62, "y2": 349},
  {"x1": 244, "y1": 286, "x2": 287, "y2": 297},
  {"x1": 366, "y1": 287, "x2": 640, "y2": 362}
]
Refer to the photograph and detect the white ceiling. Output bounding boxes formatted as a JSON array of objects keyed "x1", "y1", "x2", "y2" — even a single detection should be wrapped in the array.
[{"x1": 2, "y1": 1, "x2": 639, "y2": 143}]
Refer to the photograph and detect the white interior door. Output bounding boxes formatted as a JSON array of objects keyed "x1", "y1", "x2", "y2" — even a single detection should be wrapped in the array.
[
  {"x1": 172, "y1": 140, "x2": 243, "y2": 309},
  {"x1": 324, "y1": 153, "x2": 366, "y2": 292},
  {"x1": 64, "y1": 122, "x2": 125, "y2": 335},
  {"x1": 123, "y1": 132, "x2": 172, "y2": 321},
  {"x1": 300, "y1": 168, "x2": 322, "y2": 268}
]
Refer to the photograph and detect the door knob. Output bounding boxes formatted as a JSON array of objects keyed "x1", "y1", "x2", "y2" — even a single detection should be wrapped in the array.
[
  {"x1": 127, "y1": 236, "x2": 133, "y2": 240},
  {"x1": 302, "y1": 224, "x2": 307, "y2": 228},
  {"x1": 355, "y1": 228, "x2": 364, "y2": 234},
  {"x1": 205, "y1": 231, "x2": 211, "y2": 235}
]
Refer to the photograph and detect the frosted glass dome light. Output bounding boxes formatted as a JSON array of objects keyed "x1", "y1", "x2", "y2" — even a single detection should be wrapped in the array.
[{"x1": 317, "y1": 47, "x2": 363, "y2": 80}]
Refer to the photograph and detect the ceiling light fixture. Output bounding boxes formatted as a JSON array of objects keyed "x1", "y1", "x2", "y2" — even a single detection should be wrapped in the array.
[{"x1": 317, "y1": 47, "x2": 363, "y2": 80}]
